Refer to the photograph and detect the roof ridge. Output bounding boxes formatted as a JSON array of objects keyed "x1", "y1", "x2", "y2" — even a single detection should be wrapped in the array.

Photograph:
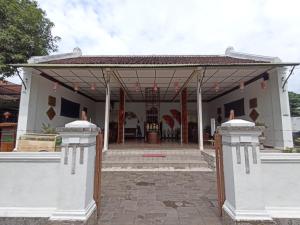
[{"x1": 77, "y1": 54, "x2": 228, "y2": 58}]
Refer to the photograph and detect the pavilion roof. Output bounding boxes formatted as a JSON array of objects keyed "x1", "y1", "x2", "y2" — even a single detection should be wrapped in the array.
[{"x1": 43, "y1": 55, "x2": 267, "y2": 65}]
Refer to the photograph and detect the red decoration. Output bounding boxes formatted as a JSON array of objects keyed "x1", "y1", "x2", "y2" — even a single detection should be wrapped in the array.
[
  {"x1": 215, "y1": 82, "x2": 220, "y2": 92},
  {"x1": 261, "y1": 80, "x2": 267, "y2": 89},
  {"x1": 53, "y1": 82, "x2": 58, "y2": 92},
  {"x1": 153, "y1": 81, "x2": 158, "y2": 92},
  {"x1": 3, "y1": 111, "x2": 12, "y2": 120},
  {"x1": 170, "y1": 109, "x2": 181, "y2": 124},
  {"x1": 162, "y1": 115, "x2": 174, "y2": 129}
]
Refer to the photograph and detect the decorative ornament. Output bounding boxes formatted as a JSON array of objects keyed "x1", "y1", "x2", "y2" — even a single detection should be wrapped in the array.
[
  {"x1": 249, "y1": 109, "x2": 259, "y2": 122},
  {"x1": 47, "y1": 107, "x2": 56, "y2": 120}
]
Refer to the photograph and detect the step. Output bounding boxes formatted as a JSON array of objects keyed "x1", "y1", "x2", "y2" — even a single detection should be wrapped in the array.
[{"x1": 101, "y1": 149, "x2": 211, "y2": 171}]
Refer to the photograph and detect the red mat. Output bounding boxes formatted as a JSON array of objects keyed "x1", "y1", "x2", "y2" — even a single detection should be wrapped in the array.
[{"x1": 142, "y1": 154, "x2": 166, "y2": 157}]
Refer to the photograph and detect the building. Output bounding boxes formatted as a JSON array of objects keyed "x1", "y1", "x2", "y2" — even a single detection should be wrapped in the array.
[
  {"x1": 13, "y1": 47, "x2": 299, "y2": 150},
  {"x1": 0, "y1": 81, "x2": 21, "y2": 123}
]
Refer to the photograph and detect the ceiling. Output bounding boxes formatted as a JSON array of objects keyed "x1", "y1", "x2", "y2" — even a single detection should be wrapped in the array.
[{"x1": 36, "y1": 66, "x2": 274, "y2": 102}]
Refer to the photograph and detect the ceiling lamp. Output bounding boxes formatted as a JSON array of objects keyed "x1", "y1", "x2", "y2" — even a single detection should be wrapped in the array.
[
  {"x1": 74, "y1": 83, "x2": 79, "y2": 92},
  {"x1": 53, "y1": 82, "x2": 58, "y2": 92},
  {"x1": 214, "y1": 83, "x2": 220, "y2": 92},
  {"x1": 239, "y1": 81, "x2": 245, "y2": 91},
  {"x1": 90, "y1": 83, "x2": 96, "y2": 91},
  {"x1": 153, "y1": 81, "x2": 158, "y2": 92}
]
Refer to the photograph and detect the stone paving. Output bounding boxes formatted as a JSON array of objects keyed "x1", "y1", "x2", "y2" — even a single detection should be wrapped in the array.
[{"x1": 99, "y1": 171, "x2": 222, "y2": 225}]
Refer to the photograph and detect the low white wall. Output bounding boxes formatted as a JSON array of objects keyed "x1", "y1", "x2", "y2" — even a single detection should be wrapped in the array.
[
  {"x1": 0, "y1": 152, "x2": 60, "y2": 217},
  {"x1": 261, "y1": 153, "x2": 300, "y2": 218},
  {"x1": 17, "y1": 68, "x2": 97, "y2": 138},
  {"x1": 291, "y1": 117, "x2": 300, "y2": 132}
]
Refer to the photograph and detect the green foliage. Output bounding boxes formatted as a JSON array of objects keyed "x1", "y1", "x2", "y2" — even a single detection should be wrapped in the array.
[
  {"x1": 283, "y1": 147, "x2": 300, "y2": 153},
  {"x1": 0, "y1": 0, "x2": 60, "y2": 79},
  {"x1": 41, "y1": 123, "x2": 56, "y2": 134},
  {"x1": 289, "y1": 92, "x2": 300, "y2": 117}
]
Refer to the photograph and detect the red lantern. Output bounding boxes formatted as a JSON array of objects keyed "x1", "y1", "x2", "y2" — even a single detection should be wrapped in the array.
[
  {"x1": 153, "y1": 81, "x2": 158, "y2": 92},
  {"x1": 3, "y1": 111, "x2": 12, "y2": 120},
  {"x1": 135, "y1": 82, "x2": 139, "y2": 92},
  {"x1": 214, "y1": 83, "x2": 220, "y2": 92},
  {"x1": 240, "y1": 81, "x2": 245, "y2": 91},
  {"x1": 174, "y1": 81, "x2": 179, "y2": 93},
  {"x1": 74, "y1": 83, "x2": 79, "y2": 92},
  {"x1": 53, "y1": 82, "x2": 58, "y2": 92},
  {"x1": 261, "y1": 80, "x2": 267, "y2": 89}
]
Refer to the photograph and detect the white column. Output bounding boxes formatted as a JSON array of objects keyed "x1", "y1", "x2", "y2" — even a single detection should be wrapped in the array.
[
  {"x1": 103, "y1": 73, "x2": 110, "y2": 152},
  {"x1": 180, "y1": 90, "x2": 183, "y2": 145},
  {"x1": 197, "y1": 74, "x2": 204, "y2": 151},
  {"x1": 52, "y1": 120, "x2": 99, "y2": 221},
  {"x1": 220, "y1": 119, "x2": 271, "y2": 221}
]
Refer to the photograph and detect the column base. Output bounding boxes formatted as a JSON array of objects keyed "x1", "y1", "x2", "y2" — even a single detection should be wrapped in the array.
[
  {"x1": 223, "y1": 201, "x2": 273, "y2": 222},
  {"x1": 50, "y1": 201, "x2": 96, "y2": 221}
]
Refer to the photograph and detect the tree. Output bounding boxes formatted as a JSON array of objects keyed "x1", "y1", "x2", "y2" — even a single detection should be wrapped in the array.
[
  {"x1": 289, "y1": 92, "x2": 300, "y2": 117},
  {"x1": 0, "y1": 0, "x2": 60, "y2": 79}
]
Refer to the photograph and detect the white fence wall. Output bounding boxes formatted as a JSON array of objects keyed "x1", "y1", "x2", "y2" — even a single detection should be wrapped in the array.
[
  {"x1": 291, "y1": 117, "x2": 300, "y2": 132},
  {"x1": 0, "y1": 152, "x2": 60, "y2": 217},
  {"x1": 261, "y1": 153, "x2": 300, "y2": 217}
]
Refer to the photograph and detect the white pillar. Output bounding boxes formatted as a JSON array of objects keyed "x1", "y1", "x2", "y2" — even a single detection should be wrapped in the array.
[
  {"x1": 52, "y1": 120, "x2": 99, "y2": 221},
  {"x1": 180, "y1": 90, "x2": 183, "y2": 145},
  {"x1": 197, "y1": 74, "x2": 204, "y2": 151},
  {"x1": 220, "y1": 119, "x2": 271, "y2": 221},
  {"x1": 103, "y1": 73, "x2": 110, "y2": 152}
]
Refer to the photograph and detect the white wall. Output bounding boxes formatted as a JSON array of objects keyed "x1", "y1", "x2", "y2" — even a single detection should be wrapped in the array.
[
  {"x1": 261, "y1": 153, "x2": 300, "y2": 218},
  {"x1": 207, "y1": 69, "x2": 293, "y2": 148},
  {"x1": 0, "y1": 152, "x2": 60, "y2": 216},
  {"x1": 17, "y1": 68, "x2": 97, "y2": 138},
  {"x1": 291, "y1": 117, "x2": 300, "y2": 132}
]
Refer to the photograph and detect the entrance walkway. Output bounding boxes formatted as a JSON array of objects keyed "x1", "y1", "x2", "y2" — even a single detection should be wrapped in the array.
[{"x1": 99, "y1": 171, "x2": 222, "y2": 225}]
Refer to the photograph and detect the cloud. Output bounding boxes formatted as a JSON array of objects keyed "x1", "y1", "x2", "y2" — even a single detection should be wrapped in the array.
[{"x1": 9, "y1": 0, "x2": 300, "y2": 92}]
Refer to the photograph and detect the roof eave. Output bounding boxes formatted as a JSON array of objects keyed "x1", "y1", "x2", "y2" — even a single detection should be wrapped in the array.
[{"x1": 9, "y1": 62, "x2": 300, "y2": 69}]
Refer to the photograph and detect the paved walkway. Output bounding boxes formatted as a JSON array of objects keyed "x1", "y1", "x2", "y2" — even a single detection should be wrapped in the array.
[{"x1": 99, "y1": 171, "x2": 222, "y2": 225}]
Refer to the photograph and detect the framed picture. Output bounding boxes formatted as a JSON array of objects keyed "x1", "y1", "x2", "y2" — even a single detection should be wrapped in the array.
[{"x1": 249, "y1": 98, "x2": 257, "y2": 109}]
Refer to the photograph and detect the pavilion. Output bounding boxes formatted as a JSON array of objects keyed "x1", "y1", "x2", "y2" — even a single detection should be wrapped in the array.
[{"x1": 12, "y1": 47, "x2": 299, "y2": 151}]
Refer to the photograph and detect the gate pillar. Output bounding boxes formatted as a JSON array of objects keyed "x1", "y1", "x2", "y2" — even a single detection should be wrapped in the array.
[
  {"x1": 52, "y1": 120, "x2": 100, "y2": 221},
  {"x1": 220, "y1": 119, "x2": 272, "y2": 221}
]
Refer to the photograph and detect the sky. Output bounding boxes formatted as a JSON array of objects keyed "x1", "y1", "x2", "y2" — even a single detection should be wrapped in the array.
[{"x1": 9, "y1": 0, "x2": 300, "y2": 92}]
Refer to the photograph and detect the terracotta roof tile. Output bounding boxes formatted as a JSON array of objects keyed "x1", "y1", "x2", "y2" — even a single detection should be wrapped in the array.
[{"x1": 44, "y1": 55, "x2": 267, "y2": 65}]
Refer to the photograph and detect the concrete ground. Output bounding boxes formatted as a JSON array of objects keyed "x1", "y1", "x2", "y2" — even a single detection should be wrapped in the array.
[{"x1": 99, "y1": 171, "x2": 222, "y2": 225}]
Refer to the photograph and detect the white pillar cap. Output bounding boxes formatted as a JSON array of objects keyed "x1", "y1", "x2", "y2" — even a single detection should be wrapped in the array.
[
  {"x1": 222, "y1": 119, "x2": 254, "y2": 127},
  {"x1": 65, "y1": 120, "x2": 97, "y2": 128}
]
